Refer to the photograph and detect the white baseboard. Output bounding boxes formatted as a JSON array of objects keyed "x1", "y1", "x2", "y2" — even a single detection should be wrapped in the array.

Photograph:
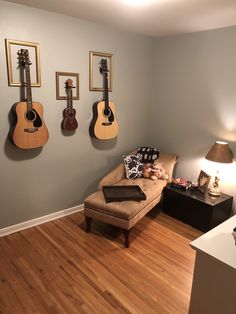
[{"x1": 0, "y1": 204, "x2": 84, "y2": 237}]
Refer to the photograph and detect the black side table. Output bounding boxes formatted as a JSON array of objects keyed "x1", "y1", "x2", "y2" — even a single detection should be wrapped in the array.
[{"x1": 163, "y1": 184, "x2": 233, "y2": 232}]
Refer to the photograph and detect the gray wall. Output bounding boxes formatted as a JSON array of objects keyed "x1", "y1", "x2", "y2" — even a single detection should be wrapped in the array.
[
  {"x1": 151, "y1": 26, "x2": 236, "y2": 211},
  {"x1": 0, "y1": 1, "x2": 155, "y2": 228},
  {"x1": 1, "y1": 1, "x2": 236, "y2": 229}
]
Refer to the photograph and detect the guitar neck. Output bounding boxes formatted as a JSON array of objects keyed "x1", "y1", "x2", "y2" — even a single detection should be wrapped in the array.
[
  {"x1": 25, "y1": 65, "x2": 33, "y2": 111},
  {"x1": 104, "y1": 71, "x2": 109, "y2": 108}
]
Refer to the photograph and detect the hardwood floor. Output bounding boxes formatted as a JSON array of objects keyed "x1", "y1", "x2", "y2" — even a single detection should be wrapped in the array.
[{"x1": 0, "y1": 209, "x2": 201, "y2": 314}]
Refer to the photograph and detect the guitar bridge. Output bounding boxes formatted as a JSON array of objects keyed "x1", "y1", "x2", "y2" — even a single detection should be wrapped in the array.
[
  {"x1": 24, "y1": 128, "x2": 38, "y2": 133},
  {"x1": 102, "y1": 122, "x2": 112, "y2": 126}
]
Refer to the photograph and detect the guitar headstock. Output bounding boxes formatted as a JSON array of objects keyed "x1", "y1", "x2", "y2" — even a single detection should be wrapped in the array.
[
  {"x1": 65, "y1": 79, "x2": 74, "y2": 89},
  {"x1": 18, "y1": 49, "x2": 32, "y2": 67},
  {"x1": 100, "y1": 59, "x2": 109, "y2": 74}
]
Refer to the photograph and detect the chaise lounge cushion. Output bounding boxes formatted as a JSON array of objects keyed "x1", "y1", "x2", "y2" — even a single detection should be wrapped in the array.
[{"x1": 84, "y1": 178, "x2": 166, "y2": 220}]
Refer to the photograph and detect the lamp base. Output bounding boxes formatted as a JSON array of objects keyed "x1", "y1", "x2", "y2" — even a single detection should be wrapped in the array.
[
  {"x1": 208, "y1": 189, "x2": 221, "y2": 197},
  {"x1": 208, "y1": 175, "x2": 221, "y2": 197}
]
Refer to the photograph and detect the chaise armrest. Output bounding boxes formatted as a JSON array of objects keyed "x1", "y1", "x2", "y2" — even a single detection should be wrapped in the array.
[{"x1": 98, "y1": 151, "x2": 178, "y2": 190}]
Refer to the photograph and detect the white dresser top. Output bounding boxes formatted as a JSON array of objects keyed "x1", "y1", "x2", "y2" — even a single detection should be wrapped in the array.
[{"x1": 190, "y1": 215, "x2": 236, "y2": 270}]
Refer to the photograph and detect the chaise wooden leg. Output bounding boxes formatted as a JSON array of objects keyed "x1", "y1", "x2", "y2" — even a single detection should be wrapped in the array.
[
  {"x1": 123, "y1": 229, "x2": 131, "y2": 248},
  {"x1": 85, "y1": 216, "x2": 92, "y2": 233}
]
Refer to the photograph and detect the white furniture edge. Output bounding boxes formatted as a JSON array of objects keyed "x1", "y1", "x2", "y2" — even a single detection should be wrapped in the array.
[
  {"x1": 0, "y1": 204, "x2": 84, "y2": 237},
  {"x1": 189, "y1": 215, "x2": 236, "y2": 314},
  {"x1": 190, "y1": 214, "x2": 236, "y2": 270}
]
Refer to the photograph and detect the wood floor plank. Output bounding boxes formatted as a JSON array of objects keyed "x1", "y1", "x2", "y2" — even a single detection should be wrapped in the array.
[{"x1": 0, "y1": 210, "x2": 202, "y2": 313}]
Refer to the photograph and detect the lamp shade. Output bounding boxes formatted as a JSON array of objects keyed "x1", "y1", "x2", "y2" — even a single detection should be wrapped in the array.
[{"x1": 205, "y1": 141, "x2": 233, "y2": 164}]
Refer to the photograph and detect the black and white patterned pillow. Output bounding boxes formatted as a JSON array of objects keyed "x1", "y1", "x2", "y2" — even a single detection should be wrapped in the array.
[
  {"x1": 137, "y1": 147, "x2": 159, "y2": 163},
  {"x1": 123, "y1": 154, "x2": 144, "y2": 180}
]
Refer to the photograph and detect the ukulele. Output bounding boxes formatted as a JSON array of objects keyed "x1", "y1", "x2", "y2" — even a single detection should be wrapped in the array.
[
  {"x1": 61, "y1": 79, "x2": 78, "y2": 131},
  {"x1": 11, "y1": 49, "x2": 49, "y2": 149},
  {"x1": 92, "y1": 59, "x2": 119, "y2": 140}
]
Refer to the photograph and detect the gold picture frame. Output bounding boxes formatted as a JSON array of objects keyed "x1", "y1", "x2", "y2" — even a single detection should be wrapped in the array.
[
  {"x1": 55, "y1": 72, "x2": 80, "y2": 100},
  {"x1": 198, "y1": 170, "x2": 211, "y2": 194},
  {"x1": 89, "y1": 51, "x2": 113, "y2": 91},
  {"x1": 5, "y1": 39, "x2": 41, "y2": 87}
]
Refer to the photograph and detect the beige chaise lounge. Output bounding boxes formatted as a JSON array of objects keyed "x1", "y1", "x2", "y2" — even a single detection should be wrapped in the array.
[{"x1": 84, "y1": 152, "x2": 178, "y2": 247}]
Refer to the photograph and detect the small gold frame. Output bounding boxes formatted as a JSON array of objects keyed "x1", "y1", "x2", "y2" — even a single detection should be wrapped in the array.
[
  {"x1": 89, "y1": 51, "x2": 113, "y2": 91},
  {"x1": 5, "y1": 39, "x2": 41, "y2": 87},
  {"x1": 198, "y1": 170, "x2": 211, "y2": 194},
  {"x1": 55, "y1": 72, "x2": 80, "y2": 100}
]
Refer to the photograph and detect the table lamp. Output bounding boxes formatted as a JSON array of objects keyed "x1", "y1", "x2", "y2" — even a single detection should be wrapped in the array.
[{"x1": 205, "y1": 141, "x2": 233, "y2": 196}]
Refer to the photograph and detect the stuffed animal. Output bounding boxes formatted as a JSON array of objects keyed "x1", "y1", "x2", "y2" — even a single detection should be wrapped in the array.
[{"x1": 143, "y1": 161, "x2": 168, "y2": 181}]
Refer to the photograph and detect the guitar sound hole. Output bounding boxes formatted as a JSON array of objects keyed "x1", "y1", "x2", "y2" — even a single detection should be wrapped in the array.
[
  {"x1": 103, "y1": 108, "x2": 111, "y2": 117},
  {"x1": 69, "y1": 113, "x2": 74, "y2": 118},
  {"x1": 26, "y1": 110, "x2": 36, "y2": 121}
]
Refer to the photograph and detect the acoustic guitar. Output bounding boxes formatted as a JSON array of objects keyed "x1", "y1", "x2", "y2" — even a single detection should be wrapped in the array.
[
  {"x1": 11, "y1": 49, "x2": 49, "y2": 149},
  {"x1": 61, "y1": 79, "x2": 78, "y2": 131},
  {"x1": 92, "y1": 59, "x2": 119, "y2": 140}
]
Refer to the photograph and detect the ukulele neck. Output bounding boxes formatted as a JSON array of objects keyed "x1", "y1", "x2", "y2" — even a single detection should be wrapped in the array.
[{"x1": 67, "y1": 88, "x2": 73, "y2": 110}]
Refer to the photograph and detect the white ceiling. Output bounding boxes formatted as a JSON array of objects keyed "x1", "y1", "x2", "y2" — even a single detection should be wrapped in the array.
[{"x1": 3, "y1": 0, "x2": 236, "y2": 37}]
